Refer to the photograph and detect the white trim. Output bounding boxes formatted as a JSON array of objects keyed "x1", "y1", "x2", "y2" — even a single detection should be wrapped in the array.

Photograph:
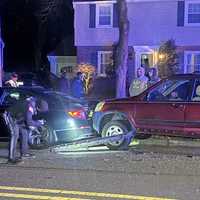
[
  {"x1": 97, "y1": 51, "x2": 112, "y2": 76},
  {"x1": 184, "y1": 0, "x2": 200, "y2": 26},
  {"x1": 96, "y1": 3, "x2": 113, "y2": 28},
  {"x1": 73, "y1": 0, "x2": 177, "y2": 5},
  {"x1": 73, "y1": 1, "x2": 116, "y2": 5},
  {"x1": 183, "y1": 52, "x2": 187, "y2": 73},
  {"x1": 133, "y1": 45, "x2": 159, "y2": 76}
]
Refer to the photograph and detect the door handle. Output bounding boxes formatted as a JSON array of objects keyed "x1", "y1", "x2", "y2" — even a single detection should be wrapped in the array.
[{"x1": 171, "y1": 103, "x2": 184, "y2": 109}]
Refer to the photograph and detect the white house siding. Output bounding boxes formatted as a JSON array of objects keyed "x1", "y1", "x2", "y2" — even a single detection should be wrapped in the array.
[
  {"x1": 74, "y1": 3, "x2": 119, "y2": 46},
  {"x1": 74, "y1": 1, "x2": 200, "y2": 46},
  {"x1": 129, "y1": 1, "x2": 200, "y2": 46}
]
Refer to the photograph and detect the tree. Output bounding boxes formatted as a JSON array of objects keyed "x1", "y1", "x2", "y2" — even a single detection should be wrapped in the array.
[
  {"x1": 33, "y1": 0, "x2": 63, "y2": 71},
  {"x1": 157, "y1": 39, "x2": 179, "y2": 78},
  {"x1": 11, "y1": 0, "x2": 72, "y2": 72},
  {"x1": 78, "y1": 63, "x2": 95, "y2": 94},
  {"x1": 115, "y1": 0, "x2": 129, "y2": 98}
]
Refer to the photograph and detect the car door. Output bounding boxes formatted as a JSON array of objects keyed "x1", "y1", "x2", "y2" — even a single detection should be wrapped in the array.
[
  {"x1": 184, "y1": 79, "x2": 200, "y2": 135},
  {"x1": 0, "y1": 88, "x2": 9, "y2": 139},
  {"x1": 134, "y1": 78, "x2": 192, "y2": 135}
]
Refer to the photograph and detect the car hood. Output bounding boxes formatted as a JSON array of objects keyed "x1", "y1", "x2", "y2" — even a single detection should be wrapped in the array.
[{"x1": 104, "y1": 96, "x2": 140, "y2": 104}]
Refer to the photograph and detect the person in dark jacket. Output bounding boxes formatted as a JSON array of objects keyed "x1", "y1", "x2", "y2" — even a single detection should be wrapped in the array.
[
  {"x1": 57, "y1": 68, "x2": 69, "y2": 94},
  {"x1": 71, "y1": 72, "x2": 85, "y2": 98},
  {"x1": 147, "y1": 67, "x2": 160, "y2": 87},
  {"x1": 1, "y1": 110, "x2": 21, "y2": 164},
  {"x1": 6, "y1": 97, "x2": 46, "y2": 164}
]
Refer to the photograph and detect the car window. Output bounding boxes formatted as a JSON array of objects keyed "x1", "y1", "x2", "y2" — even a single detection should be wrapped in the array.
[
  {"x1": 192, "y1": 80, "x2": 200, "y2": 101},
  {"x1": 147, "y1": 79, "x2": 190, "y2": 102},
  {"x1": 3, "y1": 89, "x2": 31, "y2": 105},
  {"x1": 48, "y1": 97, "x2": 62, "y2": 110},
  {"x1": 44, "y1": 93, "x2": 82, "y2": 110}
]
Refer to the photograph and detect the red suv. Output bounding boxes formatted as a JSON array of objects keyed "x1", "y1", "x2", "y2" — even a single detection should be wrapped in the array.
[{"x1": 93, "y1": 74, "x2": 200, "y2": 150}]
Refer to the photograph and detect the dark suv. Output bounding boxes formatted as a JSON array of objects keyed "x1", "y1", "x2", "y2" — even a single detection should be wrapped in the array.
[
  {"x1": 93, "y1": 74, "x2": 200, "y2": 150},
  {"x1": 0, "y1": 87, "x2": 94, "y2": 148}
]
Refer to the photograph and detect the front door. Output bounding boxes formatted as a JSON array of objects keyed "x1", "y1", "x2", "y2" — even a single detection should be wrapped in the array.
[
  {"x1": 141, "y1": 53, "x2": 153, "y2": 68},
  {"x1": 134, "y1": 78, "x2": 192, "y2": 135}
]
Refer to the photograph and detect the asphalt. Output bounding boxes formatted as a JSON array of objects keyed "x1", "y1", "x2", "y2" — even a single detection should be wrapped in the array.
[{"x1": 0, "y1": 137, "x2": 200, "y2": 200}]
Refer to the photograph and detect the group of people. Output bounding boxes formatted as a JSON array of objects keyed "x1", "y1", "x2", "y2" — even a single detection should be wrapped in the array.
[
  {"x1": 129, "y1": 67, "x2": 160, "y2": 97},
  {"x1": 57, "y1": 69, "x2": 85, "y2": 99}
]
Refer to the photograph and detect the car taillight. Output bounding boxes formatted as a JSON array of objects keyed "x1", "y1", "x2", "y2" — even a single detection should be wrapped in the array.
[{"x1": 67, "y1": 109, "x2": 86, "y2": 120}]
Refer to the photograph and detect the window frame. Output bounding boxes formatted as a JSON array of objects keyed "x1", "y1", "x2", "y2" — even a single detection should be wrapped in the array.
[
  {"x1": 184, "y1": 0, "x2": 200, "y2": 26},
  {"x1": 146, "y1": 78, "x2": 192, "y2": 102},
  {"x1": 191, "y1": 78, "x2": 200, "y2": 101},
  {"x1": 97, "y1": 51, "x2": 113, "y2": 76},
  {"x1": 184, "y1": 51, "x2": 200, "y2": 73},
  {"x1": 96, "y1": 3, "x2": 113, "y2": 28}
]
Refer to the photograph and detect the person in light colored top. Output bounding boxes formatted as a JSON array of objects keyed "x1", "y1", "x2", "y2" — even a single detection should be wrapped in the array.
[
  {"x1": 5, "y1": 73, "x2": 23, "y2": 87},
  {"x1": 129, "y1": 67, "x2": 148, "y2": 97},
  {"x1": 192, "y1": 85, "x2": 200, "y2": 101}
]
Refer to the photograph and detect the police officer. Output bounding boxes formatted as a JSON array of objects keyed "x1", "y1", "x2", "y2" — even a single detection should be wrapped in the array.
[
  {"x1": 6, "y1": 96, "x2": 45, "y2": 163},
  {"x1": 2, "y1": 110, "x2": 21, "y2": 164}
]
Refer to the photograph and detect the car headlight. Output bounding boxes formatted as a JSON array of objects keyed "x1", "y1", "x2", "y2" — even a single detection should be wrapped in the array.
[{"x1": 94, "y1": 101, "x2": 105, "y2": 112}]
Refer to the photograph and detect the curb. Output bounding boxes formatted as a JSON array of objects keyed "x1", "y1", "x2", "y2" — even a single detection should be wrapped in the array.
[{"x1": 130, "y1": 137, "x2": 200, "y2": 148}]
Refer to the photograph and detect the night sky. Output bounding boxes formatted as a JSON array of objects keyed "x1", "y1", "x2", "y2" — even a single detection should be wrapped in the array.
[{"x1": 0, "y1": 0, "x2": 74, "y2": 72}]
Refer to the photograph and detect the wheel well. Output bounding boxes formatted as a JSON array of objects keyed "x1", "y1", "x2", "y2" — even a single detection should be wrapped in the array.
[{"x1": 99, "y1": 113, "x2": 132, "y2": 133}]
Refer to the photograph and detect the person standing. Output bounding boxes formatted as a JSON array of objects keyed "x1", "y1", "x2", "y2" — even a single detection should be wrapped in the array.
[
  {"x1": 71, "y1": 72, "x2": 85, "y2": 98},
  {"x1": 57, "y1": 68, "x2": 69, "y2": 94},
  {"x1": 6, "y1": 97, "x2": 45, "y2": 164},
  {"x1": 5, "y1": 72, "x2": 20, "y2": 87},
  {"x1": 147, "y1": 67, "x2": 160, "y2": 87},
  {"x1": 1, "y1": 110, "x2": 22, "y2": 164},
  {"x1": 129, "y1": 67, "x2": 148, "y2": 97}
]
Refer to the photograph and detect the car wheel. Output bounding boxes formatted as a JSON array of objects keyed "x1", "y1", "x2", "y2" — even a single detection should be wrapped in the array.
[
  {"x1": 101, "y1": 121, "x2": 130, "y2": 150},
  {"x1": 28, "y1": 126, "x2": 55, "y2": 149}
]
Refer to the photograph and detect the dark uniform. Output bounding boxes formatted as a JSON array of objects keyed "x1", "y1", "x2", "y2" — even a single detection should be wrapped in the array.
[
  {"x1": 2, "y1": 110, "x2": 20, "y2": 163},
  {"x1": 6, "y1": 97, "x2": 43, "y2": 163}
]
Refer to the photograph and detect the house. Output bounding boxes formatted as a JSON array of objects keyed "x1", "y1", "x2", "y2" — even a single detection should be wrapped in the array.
[
  {"x1": 48, "y1": 36, "x2": 77, "y2": 79},
  {"x1": 73, "y1": 0, "x2": 200, "y2": 83}
]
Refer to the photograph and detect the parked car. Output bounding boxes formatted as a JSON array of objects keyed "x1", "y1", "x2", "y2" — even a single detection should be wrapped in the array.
[
  {"x1": 0, "y1": 87, "x2": 94, "y2": 149},
  {"x1": 93, "y1": 73, "x2": 200, "y2": 150}
]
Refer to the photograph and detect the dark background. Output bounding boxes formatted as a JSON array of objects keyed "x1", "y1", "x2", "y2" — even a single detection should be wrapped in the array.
[{"x1": 0, "y1": 0, "x2": 74, "y2": 72}]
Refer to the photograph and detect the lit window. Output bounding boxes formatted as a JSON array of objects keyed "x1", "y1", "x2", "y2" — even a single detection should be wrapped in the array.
[
  {"x1": 185, "y1": 1, "x2": 200, "y2": 25},
  {"x1": 185, "y1": 52, "x2": 200, "y2": 73},
  {"x1": 96, "y1": 4, "x2": 113, "y2": 27},
  {"x1": 97, "y1": 51, "x2": 113, "y2": 76}
]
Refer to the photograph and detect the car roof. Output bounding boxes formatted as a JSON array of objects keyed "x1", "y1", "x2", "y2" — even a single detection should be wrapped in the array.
[
  {"x1": 1, "y1": 86, "x2": 81, "y2": 102},
  {"x1": 169, "y1": 73, "x2": 200, "y2": 79}
]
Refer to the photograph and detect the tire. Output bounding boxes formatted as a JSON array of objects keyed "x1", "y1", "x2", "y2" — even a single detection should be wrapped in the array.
[
  {"x1": 28, "y1": 125, "x2": 55, "y2": 149},
  {"x1": 101, "y1": 121, "x2": 131, "y2": 150}
]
